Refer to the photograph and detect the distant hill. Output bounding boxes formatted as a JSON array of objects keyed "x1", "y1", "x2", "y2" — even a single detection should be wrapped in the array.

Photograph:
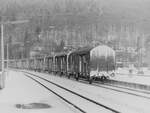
[
  {"x1": 0, "y1": 0, "x2": 150, "y2": 59},
  {"x1": 0, "y1": 0, "x2": 150, "y2": 33}
]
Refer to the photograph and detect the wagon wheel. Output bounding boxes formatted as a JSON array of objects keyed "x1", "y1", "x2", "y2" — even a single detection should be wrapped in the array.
[
  {"x1": 75, "y1": 74, "x2": 79, "y2": 81},
  {"x1": 67, "y1": 74, "x2": 71, "y2": 79},
  {"x1": 110, "y1": 73, "x2": 115, "y2": 77},
  {"x1": 68, "y1": 75, "x2": 70, "y2": 79},
  {"x1": 88, "y1": 77, "x2": 93, "y2": 84}
]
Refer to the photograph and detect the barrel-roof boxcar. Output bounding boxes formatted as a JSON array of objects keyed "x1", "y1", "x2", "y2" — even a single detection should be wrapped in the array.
[{"x1": 67, "y1": 45, "x2": 115, "y2": 83}]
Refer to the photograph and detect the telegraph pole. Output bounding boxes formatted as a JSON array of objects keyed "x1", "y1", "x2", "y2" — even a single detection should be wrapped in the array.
[
  {"x1": 7, "y1": 43, "x2": 9, "y2": 69},
  {"x1": 0, "y1": 23, "x2": 4, "y2": 89},
  {"x1": 137, "y1": 36, "x2": 141, "y2": 69},
  {"x1": 0, "y1": 19, "x2": 29, "y2": 89},
  {"x1": 1, "y1": 24, "x2": 4, "y2": 72}
]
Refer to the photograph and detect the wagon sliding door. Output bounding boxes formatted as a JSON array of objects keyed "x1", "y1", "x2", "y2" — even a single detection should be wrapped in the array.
[{"x1": 81, "y1": 53, "x2": 90, "y2": 77}]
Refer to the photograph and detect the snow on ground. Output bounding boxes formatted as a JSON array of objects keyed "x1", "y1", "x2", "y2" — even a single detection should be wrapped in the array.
[
  {"x1": 111, "y1": 67, "x2": 150, "y2": 86},
  {"x1": 110, "y1": 73, "x2": 150, "y2": 86},
  {"x1": 116, "y1": 67, "x2": 150, "y2": 75},
  {"x1": 30, "y1": 74, "x2": 113, "y2": 113},
  {"x1": 27, "y1": 70, "x2": 150, "y2": 113},
  {"x1": 0, "y1": 70, "x2": 77, "y2": 113},
  {"x1": 116, "y1": 68, "x2": 130, "y2": 74}
]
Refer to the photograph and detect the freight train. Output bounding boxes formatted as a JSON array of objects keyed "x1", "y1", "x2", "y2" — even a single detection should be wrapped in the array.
[{"x1": 9, "y1": 45, "x2": 116, "y2": 84}]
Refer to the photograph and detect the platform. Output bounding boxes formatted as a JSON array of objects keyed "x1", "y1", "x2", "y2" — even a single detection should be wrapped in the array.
[
  {"x1": 110, "y1": 72, "x2": 150, "y2": 86},
  {"x1": 0, "y1": 70, "x2": 76, "y2": 113}
]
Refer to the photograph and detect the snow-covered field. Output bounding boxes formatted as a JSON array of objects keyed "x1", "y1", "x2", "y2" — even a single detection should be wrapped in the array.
[
  {"x1": 0, "y1": 70, "x2": 78, "y2": 113},
  {"x1": 25, "y1": 70, "x2": 150, "y2": 113},
  {"x1": 116, "y1": 67, "x2": 150, "y2": 75},
  {"x1": 111, "y1": 67, "x2": 150, "y2": 86}
]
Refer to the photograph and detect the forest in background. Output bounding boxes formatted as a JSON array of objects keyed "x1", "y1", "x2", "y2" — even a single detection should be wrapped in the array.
[{"x1": 0, "y1": 0, "x2": 150, "y2": 63}]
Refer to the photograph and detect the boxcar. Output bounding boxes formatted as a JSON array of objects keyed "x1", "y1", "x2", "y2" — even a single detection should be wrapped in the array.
[
  {"x1": 67, "y1": 46, "x2": 92, "y2": 80},
  {"x1": 45, "y1": 56, "x2": 53, "y2": 73},
  {"x1": 90, "y1": 45, "x2": 115, "y2": 81},
  {"x1": 21, "y1": 59, "x2": 29, "y2": 69},
  {"x1": 28, "y1": 58, "x2": 36, "y2": 71},
  {"x1": 67, "y1": 45, "x2": 115, "y2": 83},
  {"x1": 35, "y1": 57, "x2": 45, "y2": 72},
  {"x1": 54, "y1": 52, "x2": 67, "y2": 75},
  {"x1": 16, "y1": 59, "x2": 22, "y2": 69}
]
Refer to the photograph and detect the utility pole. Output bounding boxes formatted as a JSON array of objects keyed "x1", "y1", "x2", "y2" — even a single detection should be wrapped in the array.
[
  {"x1": 137, "y1": 36, "x2": 141, "y2": 69},
  {"x1": 1, "y1": 23, "x2": 4, "y2": 89},
  {"x1": 0, "y1": 19, "x2": 29, "y2": 89},
  {"x1": 7, "y1": 43, "x2": 9, "y2": 69}
]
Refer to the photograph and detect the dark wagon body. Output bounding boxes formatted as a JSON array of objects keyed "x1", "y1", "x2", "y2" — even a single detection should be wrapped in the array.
[
  {"x1": 10, "y1": 45, "x2": 115, "y2": 84},
  {"x1": 21, "y1": 59, "x2": 29, "y2": 69},
  {"x1": 53, "y1": 52, "x2": 68, "y2": 75},
  {"x1": 67, "y1": 46, "x2": 92, "y2": 80},
  {"x1": 67, "y1": 45, "x2": 115, "y2": 83},
  {"x1": 34, "y1": 57, "x2": 45, "y2": 72},
  {"x1": 45, "y1": 56, "x2": 54, "y2": 73}
]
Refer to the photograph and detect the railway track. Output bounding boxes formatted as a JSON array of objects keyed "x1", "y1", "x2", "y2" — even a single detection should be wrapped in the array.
[
  {"x1": 70, "y1": 78, "x2": 150, "y2": 100},
  {"x1": 22, "y1": 70, "x2": 150, "y2": 100},
  {"x1": 23, "y1": 72, "x2": 120, "y2": 113},
  {"x1": 21, "y1": 70, "x2": 150, "y2": 112},
  {"x1": 106, "y1": 79, "x2": 150, "y2": 91},
  {"x1": 92, "y1": 82, "x2": 150, "y2": 100},
  {"x1": 97, "y1": 82, "x2": 150, "y2": 94}
]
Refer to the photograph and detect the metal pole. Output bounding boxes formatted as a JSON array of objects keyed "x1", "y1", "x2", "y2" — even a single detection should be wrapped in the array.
[
  {"x1": 1, "y1": 24, "x2": 4, "y2": 74},
  {"x1": 0, "y1": 23, "x2": 4, "y2": 89},
  {"x1": 0, "y1": 19, "x2": 29, "y2": 89},
  {"x1": 7, "y1": 43, "x2": 9, "y2": 69}
]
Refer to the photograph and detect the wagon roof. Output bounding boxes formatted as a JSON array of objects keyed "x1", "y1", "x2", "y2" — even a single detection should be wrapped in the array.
[
  {"x1": 71, "y1": 46, "x2": 94, "y2": 55},
  {"x1": 55, "y1": 52, "x2": 68, "y2": 57},
  {"x1": 45, "y1": 55, "x2": 53, "y2": 58},
  {"x1": 36, "y1": 57, "x2": 44, "y2": 60}
]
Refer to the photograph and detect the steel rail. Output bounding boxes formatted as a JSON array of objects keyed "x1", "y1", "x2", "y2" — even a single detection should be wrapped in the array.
[
  {"x1": 24, "y1": 72, "x2": 120, "y2": 113},
  {"x1": 25, "y1": 74, "x2": 86, "y2": 113},
  {"x1": 18, "y1": 69, "x2": 150, "y2": 100}
]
